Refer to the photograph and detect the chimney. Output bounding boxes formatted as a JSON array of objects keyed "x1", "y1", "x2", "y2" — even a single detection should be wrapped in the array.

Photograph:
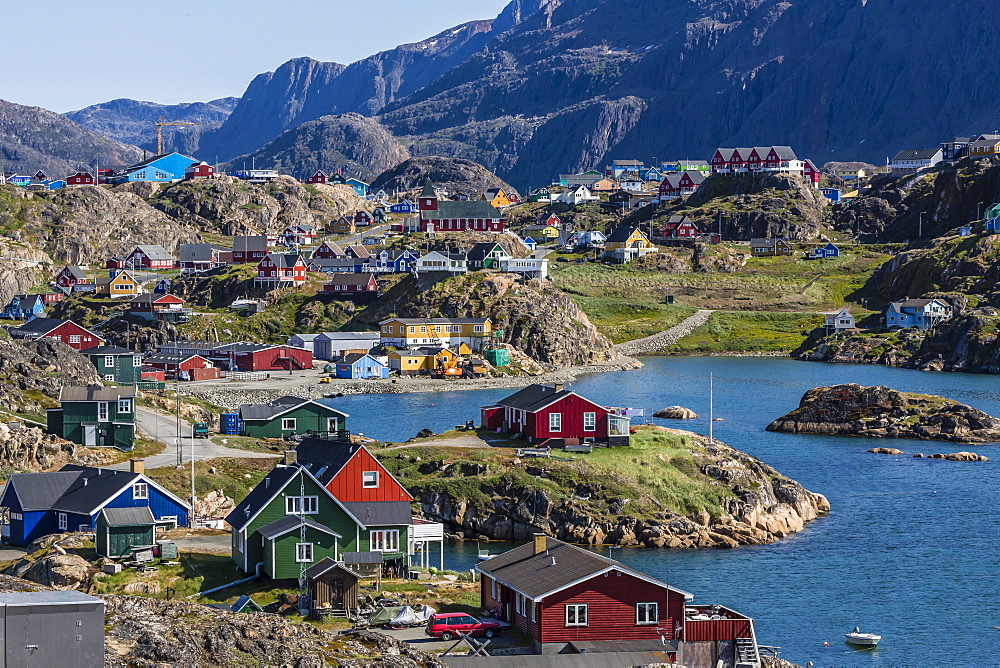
[
  {"x1": 533, "y1": 533, "x2": 547, "y2": 556},
  {"x1": 130, "y1": 459, "x2": 144, "y2": 475},
  {"x1": 551, "y1": 383, "x2": 564, "y2": 393},
  {"x1": 283, "y1": 450, "x2": 297, "y2": 466}
]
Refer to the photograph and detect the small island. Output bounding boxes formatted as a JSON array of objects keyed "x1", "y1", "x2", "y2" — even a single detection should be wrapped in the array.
[{"x1": 767, "y1": 383, "x2": 1000, "y2": 443}]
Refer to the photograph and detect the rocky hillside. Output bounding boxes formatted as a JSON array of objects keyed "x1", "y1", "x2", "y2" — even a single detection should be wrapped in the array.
[
  {"x1": 220, "y1": 114, "x2": 410, "y2": 181},
  {"x1": 654, "y1": 173, "x2": 828, "y2": 241},
  {"x1": 370, "y1": 156, "x2": 517, "y2": 197},
  {"x1": 833, "y1": 157, "x2": 1000, "y2": 242},
  {"x1": 0, "y1": 99, "x2": 143, "y2": 175},
  {"x1": 385, "y1": 426, "x2": 829, "y2": 549},
  {"x1": 65, "y1": 97, "x2": 239, "y2": 154},
  {"x1": 767, "y1": 384, "x2": 1000, "y2": 442}
]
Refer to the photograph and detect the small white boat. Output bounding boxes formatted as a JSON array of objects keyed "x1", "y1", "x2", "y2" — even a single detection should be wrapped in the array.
[{"x1": 845, "y1": 627, "x2": 881, "y2": 647}]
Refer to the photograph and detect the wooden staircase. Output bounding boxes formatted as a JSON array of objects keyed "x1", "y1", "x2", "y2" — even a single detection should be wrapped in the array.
[{"x1": 735, "y1": 636, "x2": 761, "y2": 667}]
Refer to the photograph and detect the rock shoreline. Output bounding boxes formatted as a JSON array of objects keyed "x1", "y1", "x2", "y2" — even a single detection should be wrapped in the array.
[{"x1": 767, "y1": 383, "x2": 1000, "y2": 443}]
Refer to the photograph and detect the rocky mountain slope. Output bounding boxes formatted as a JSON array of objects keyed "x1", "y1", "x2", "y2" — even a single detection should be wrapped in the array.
[
  {"x1": 219, "y1": 113, "x2": 410, "y2": 181},
  {"x1": 767, "y1": 384, "x2": 1000, "y2": 443},
  {"x1": 0, "y1": 99, "x2": 143, "y2": 175},
  {"x1": 65, "y1": 97, "x2": 238, "y2": 154},
  {"x1": 370, "y1": 156, "x2": 517, "y2": 196}
]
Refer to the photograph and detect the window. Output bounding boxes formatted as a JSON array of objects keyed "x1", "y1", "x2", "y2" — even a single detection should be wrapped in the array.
[
  {"x1": 104, "y1": 356, "x2": 115, "y2": 368},
  {"x1": 491, "y1": 578, "x2": 499, "y2": 601},
  {"x1": 362, "y1": 471, "x2": 379, "y2": 488},
  {"x1": 384, "y1": 326, "x2": 393, "y2": 334},
  {"x1": 549, "y1": 413, "x2": 562, "y2": 432},
  {"x1": 583, "y1": 412, "x2": 596, "y2": 431},
  {"x1": 103, "y1": 375, "x2": 115, "y2": 382},
  {"x1": 295, "y1": 542, "x2": 313, "y2": 563},
  {"x1": 69, "y1": 335, "x2": 81, "y2": 344},
  {"x1": 370, "y1": 529, "x2": 399, "y2": 552},
  {"x1": 473, "y1": 325, "x2": 484, "y2": 333},
  {"x1": 11, "y1": 512, "x2": 22, "y2": 521},
  {"x1": 565, "y1": 604, "x2": 588, "y2": 626},
  {"x1": 420, "y1": 326, "x2": 427, "y2": 333},
  {"x1": 133, "y1": 482, "x2": 148, "y2": 499},
  {"x1": 57, "y1": 513, "x2": 67, "y2": 530},
  {"x1": 281, "y1": 418, "x2": 297, "y2": 431},
  {"x1": 118, "y1": 399, "x2": 131, "y2": 414},
  {"x1": 636, "y1": 602, "x2": 658, "y2": 625},
  {"x1": 98, "y1": 402, "x2": 108, "y2": 422},
  {"x1": 285, "y1": 496, "x2": 318, "y2": 514}
]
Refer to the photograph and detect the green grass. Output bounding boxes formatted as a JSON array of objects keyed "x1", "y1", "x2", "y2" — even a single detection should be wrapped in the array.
[
  {"x1": 670, "y1": 311, "x2": 825, "y2": 353},
  {"x1": 570, "y1": 296, "x2": 698, "y2": 343},
  {"x1": 146, "y1": 457, "x2": 276, "y2": 504}
]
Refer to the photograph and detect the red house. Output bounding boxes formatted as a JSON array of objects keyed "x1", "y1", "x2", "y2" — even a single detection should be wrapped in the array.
[
  {"x1": 184, "y1": 161, "x2": 214, "y2": 180},
  {"x1": 353, "y1": 210, "x2": 373, "y2": 226},
  {"x1": 143, "y1": 352, "x2": 216, "y2": 380},
  {"x1": 66, "y1": 171, "x2": 95, "y2": 186},
  {"x1": 303, "y1": 170, "x2": 328, "y2": 184},
  {"x1": 322, "y1": 274, "x2": 379, "y2": 300},
  {"x1": 677, "y1": 170, "x2": 706, "y2": 194},
  {"x1": 8, "y1": 318, "x2": 103, "y2": 351},
  {"x1": 297, "y1": 440, "x2": 413, "y2": 503},
  {"x1": 156, "y1": 341, "x2": 314, "y2": 372},
  {"x1": 128, "y1": 294, "x2": 188, "y2": 322},
  {"x1": 54, "y1": 266, "x2": 91, "y2": 289},
  {"x1": 803, "y1": 159, "x2": 821, "y2": 187},
  {"x1": 481, "y1": 384, "x2": 631, "y2": 446},
  {"x1": 232, "y1": 235, "x2": 268, "y2": 263},
  {"x1": 124, "y1": 245, "x2": 175, "y2": 270},
  {"x1": 255, "y1": 253, "x2": 307, "y2": 286},
  {"x1": 312, "y1": 240, "x2": 346, "y2": 259},
  {"x1": 417, "y1": 180, "x2": 506, "y2": 233},
  {"x1": 662, "y1": 216, "x2": 699, "y2": 238},
  {"x1": 539, "y1": 213, "x2": 561, "y2": 227},
  {"x1": 478, "y1": 536, "x2": 689, "y2": 656}
]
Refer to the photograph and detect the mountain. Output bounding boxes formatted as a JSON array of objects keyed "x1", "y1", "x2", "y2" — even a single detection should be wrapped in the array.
[
  {"x1": 65, "y1": 98, "x2": 238, "y2": 154},
  {"x1": 197, "y1": 0, "x2": 1000, "y2": 191},
  {"x1": 219, "y1": 113, "x2": 409, "y2": 181},
  {"x1": 370, "y1": 156, "x2": 516, "y2": 197},
  {"x1": 0, "y1": 99, "x2": 143, "y2": 176},
  {"x1": 197, "y1": 2, "x2": 556, "y2": 162}
]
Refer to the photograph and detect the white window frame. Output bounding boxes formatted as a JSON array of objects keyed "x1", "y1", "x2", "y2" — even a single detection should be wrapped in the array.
[
  {"x1": 295, "y1": 542, "x2": 313, "y2": 563},
  {"x1": 285, "y1": 496, "x2": 318, "y2": 515},
  {"x1": 549, "y1": 413, "x2": 562, "y2": 432},
  {"x1": 97, "y1": 402, "x2": 108, "y2": 422},
  {"x1": 118, "y1": 398, "x2": 131, "y2": 414},
  {"x1": 362, "y1": 471, "x2": 379, "y2": 488},
  {"x1": 281, "y1": 417, "x2": 297, "y2": 430},
  {"x1": 134, "y1": 356, "x2": 143, "y2": 367},
  {"x1": 370, "y1": 529, "x2": 400, "y2": 552},
  {"x1": 69, "y1": 335, "x2": 81, "y2": 344},
  {"x1": 57, "y1": 513, "x2": 67, "y2": 530},
  {"x1": 565, "y1": 603, "x2": 588, "y2": 627},
  {"x1": 491, "y1": 578, "x2": 499, "y2": 601},
  {"x1": 104, "y1": 356, "x2": 115, "y2": 368},
  {"x1": 583, "y1": 412, "x2": 596, "y2": 431},
  {"x1": 636, "y1": 602, "x2": 658, "y2": 625},
  {"x1": 133, "y1": 482, "x2": 148, "y2": 500},
  {"x1": 103, "y1": 375, "x2": 115, "y2": 382}
]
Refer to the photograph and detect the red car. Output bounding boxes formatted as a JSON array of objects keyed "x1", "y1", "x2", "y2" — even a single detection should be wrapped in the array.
[{"x1": 425, "y1": 612, "x2": 502, "y2": 641}]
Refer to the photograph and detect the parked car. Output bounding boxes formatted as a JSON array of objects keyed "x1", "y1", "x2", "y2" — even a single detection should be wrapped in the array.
[{"x1": 425, "y1": 612, "x2": 502, "y2": 641}]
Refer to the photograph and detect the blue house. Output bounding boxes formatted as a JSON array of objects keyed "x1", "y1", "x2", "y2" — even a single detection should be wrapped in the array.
[
  {"x1": 808, "y1": 242, "x2": 841, "y2": 259},
  {"x1": 108, "y1": 153, "x2": 198, "y2": 184},
  {"x1": 365, "y1": 249, "x2": 419, "y2": 274},
  {"x1": 153, "y1": 278, "x2": 172, "y2": 294},
  {"x1": 6, "y1": 175, "x2": 30, "y2": 187},
  {"x1": 1, "y1": 294, "x2": 45, "y2": 320},
  {"x1": 47, "y1": 180, "x2": 67, "y2": 190},
  {"x1": 335, "y1": 353, "x2": 389, "y2": 379},
  {"x1": 985, "y1": 217, "x2": 1000, "y2": 232},
  {"x1": 640, "y1": 166, "x2": 664, "y2": 182},
  {"x1": 345, "y1": 178, "x2": 369, "y2": 198},
  {"x1": 0, "y1": 462, "x2": 190, "y2": 547},
  {"x1": 523, "y1": 237, "x2": 538, "y2": 251},
  {"x1": 390, "y1": 199, "x2": 417, "y2": 214},
  {"x1": 820, "y1": 188, "x2": 842, "y2": 203}
]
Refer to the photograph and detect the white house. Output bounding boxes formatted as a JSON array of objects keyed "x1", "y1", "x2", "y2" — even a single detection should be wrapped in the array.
[
  {"x1": 413, "y1": 251, "x2": 468, "y2": 276},
  {"x1": 889, "y1": 149, "x2": 943, "y2": 175},
  {"x1": 823, "y1": 309, "x2": 856, "y2": 333},
  {"x1": 885, "y1": 298, "x2": 952, "y2": 330},
  {"x1": 501, "y1": 257, "x2": 549, "y2": 280},
  {"x1": 554, "y1": 185, "x2": 598, "y2": 205}
]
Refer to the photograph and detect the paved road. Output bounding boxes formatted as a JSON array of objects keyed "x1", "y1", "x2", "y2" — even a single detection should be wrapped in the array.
[{"x1": 112, "y1": 407, "x2": 276, "y2": 470}]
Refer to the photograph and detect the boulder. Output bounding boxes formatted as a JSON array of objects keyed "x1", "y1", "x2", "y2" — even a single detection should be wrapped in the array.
[
  {"x1": 869, "y1": 447, "x2": 904, "y2": 455},
  {"x1": 654, "y1": 406, "x2": 699, "y2": 419},
  {"x1": 22, "y1": 553, "x2": 95, "y2": 590},
  {"x1": 939, "y1": 451, "x2": 989, "y2": 462}
]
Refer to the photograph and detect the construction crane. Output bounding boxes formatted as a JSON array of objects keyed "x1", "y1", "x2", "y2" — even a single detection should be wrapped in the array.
[{"x1": 155, "y1": 119, "x2": 202, "y2": 154}]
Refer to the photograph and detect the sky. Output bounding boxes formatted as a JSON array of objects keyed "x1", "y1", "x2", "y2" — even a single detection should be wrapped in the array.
[{"x1": 0, "y1": 0, "x2": 510, "y2": 113}]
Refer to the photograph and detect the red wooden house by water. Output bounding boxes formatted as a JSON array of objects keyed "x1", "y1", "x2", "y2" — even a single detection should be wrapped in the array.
[
  {"x1": 8, "y1": 318, "x2": 103, "y2": 351},
  {"x1": 481, "y1": 383, "x2": 631, "y2": 446},
  {"x1": 296, "y1": 439, "x2": 413, "y2": 503}
]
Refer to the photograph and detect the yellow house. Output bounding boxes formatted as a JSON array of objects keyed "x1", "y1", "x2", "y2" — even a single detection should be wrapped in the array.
[
  {"x1": 522, "y1": 224, "x2": 560, "y2": 240},
  {"x1": 379, "y1": 318, "x2": 493, "y2": 350},
  {"x1": 387, "y1": 347, "x2": 458, "y2": 376},
  {"x1": 95, "y1": 270, "x2": 141, "y2": 297},
  {"x1": 483, "y1": 188, "x2": 512, "y2": 208},
  {"x1": 835, "y1": 168, "x2": 867, "y2": 180},
  {"x1": 603, "y1": 225, "x2": 656, "y2": 263},
  {"x1": 590, "y1": 177, "x2": 620, "y2": 192}
]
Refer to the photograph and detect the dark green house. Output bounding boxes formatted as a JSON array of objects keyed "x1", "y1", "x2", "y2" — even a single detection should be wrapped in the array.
[
  {"x1": 95, "y1": 506, "x2": 155, "y2": 557},
  {"x1": 238, "y1": 396, "x2": 349, "y2": 439},
  {"x1": 467, "y1": 242, "x2": 510, "y2": 270},
  {"x1": 226, "y1": 457, "x2": 412, "y2": 580},
  {"x1": 81, "y1": 345, "x2": 143, "y2": 385},
  {"x1": 47, "y1": 385, "x2": 136, "y2": 450}
]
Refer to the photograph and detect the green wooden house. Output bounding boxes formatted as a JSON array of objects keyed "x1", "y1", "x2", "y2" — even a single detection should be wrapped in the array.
[
  {"x1": 226, "y1": 458, "x2": 412, "y2": 580},
  {"x1": 47, "y1": 386, "x2": 136, "y2": 450},
  {"x1": 467, "y1": 242, "x2": 511, "y2": 270},
  {"x1": 81, "y1": 345, "x2": 143, "y2": 385},
  {"x1": 95, "y1": 507, "x2": 155, "y2": 557},
  {"x1": 238, "y1": 396, "x2": 349, "y2": 439}
]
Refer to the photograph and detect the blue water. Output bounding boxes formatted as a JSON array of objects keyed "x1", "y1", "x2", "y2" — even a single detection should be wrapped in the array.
[{"x1": 323, "y1": 358, "x2": 1000, "y2": 666}]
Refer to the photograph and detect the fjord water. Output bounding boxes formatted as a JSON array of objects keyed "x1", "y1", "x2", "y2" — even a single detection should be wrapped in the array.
[{"x1": 324, "y1": 358, "x2": 1000, "y2": 666}]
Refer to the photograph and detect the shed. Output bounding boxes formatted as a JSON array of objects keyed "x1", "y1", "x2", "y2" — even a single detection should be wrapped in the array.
[
  {"x1": 0, "y1": 591, "x2": 105, "y2": 666},
  {"x1": 96, "y1": 506, "x2": 155, "y2": 558},
  {"x1": 306, "y1": 558, "x2": 360, "y2": 614},
  {"x1": 343, "y1": 550, "x2": 384, "y2": 582}
]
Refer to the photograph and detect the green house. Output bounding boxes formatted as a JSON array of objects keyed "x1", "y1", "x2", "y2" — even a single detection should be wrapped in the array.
[
  {"x1": 81, "y1": 345, "x2": 143, "y2": 385},
  {"x1": 226, "y1": 459, "x2": 412, "y2": 580},
  {"x1": 95, "y1": 507, "x2": 155, "y2": 558},
  {"x1": 47, "y1": 385, "x2": 136, "y2": 450},
  {"x1": 238, "y1": 396, "x2": 349, "y2": 439}
]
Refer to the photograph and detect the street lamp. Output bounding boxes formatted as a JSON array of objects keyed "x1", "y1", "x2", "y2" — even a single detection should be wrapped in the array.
[
  {"x1": 919, "y1": 212, "x2": 924, "y2": 240},
  {"x1": 978, "y1": 201, "x2": 984, "y2": 220}
]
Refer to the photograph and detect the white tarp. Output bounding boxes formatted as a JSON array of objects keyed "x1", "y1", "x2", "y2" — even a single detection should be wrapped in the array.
[{"x1": 390, "y1": 604, "x2": 437, "y2": 627}]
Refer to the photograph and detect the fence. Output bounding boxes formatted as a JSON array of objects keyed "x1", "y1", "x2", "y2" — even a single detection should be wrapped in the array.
[{"x1": 226, "y1": 371, "x2": 270, "y2": 381}]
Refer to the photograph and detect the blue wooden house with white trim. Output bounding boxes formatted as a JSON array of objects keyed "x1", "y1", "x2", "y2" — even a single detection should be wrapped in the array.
[
  {"x1": 0, "y1": 461, "x2": 190, "y2": 547},
  {"x1": 389, "y1": 199, "x2": 416, "y2": 214},
  {"x1": 807, "y1": 242, "x2": 841, "y2": 259},
  {"x1": 345, "y1": 178, "x2": 369, "y2": 198},
  {"x1": 522, "y1": 237, "x2": 538, "y2": 251},
  {"x1": 1, "y1": 294, "x2": 45, "y2": 320},
  {"x1": 335, "y1": 353, "x2": 389, "y2": 379}
]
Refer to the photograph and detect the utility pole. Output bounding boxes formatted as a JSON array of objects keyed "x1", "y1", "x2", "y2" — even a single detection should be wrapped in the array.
[
  {"x1": 919, "y1": 212, "x2": 924, "y2": 240},
  {"x1": 175, "y1": 381, "x2": 182, "y2": 467}
]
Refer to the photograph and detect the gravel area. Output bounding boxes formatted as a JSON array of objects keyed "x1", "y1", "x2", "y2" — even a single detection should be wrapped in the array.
[{"x1": 614, "y1": 309, "x2": 714, "y2": 356}]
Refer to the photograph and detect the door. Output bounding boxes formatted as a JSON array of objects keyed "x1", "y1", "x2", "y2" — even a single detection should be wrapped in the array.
[
  {"x1": 327, "y1": 417, "x2": 339, "y2": 433},
  {"x1": 332, "y1": 579, "x2": 345, "y2": 608},
  {"x1": 83, "y1": 424, "x2": 97, "y2": 447}
]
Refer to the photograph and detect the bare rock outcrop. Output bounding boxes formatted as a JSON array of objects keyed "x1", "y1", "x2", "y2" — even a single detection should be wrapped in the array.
[
  {"x1": 654, "y1": 406, "x2": 699, "y2": 419},
  {"x1": 21, "y1": 553, "x2": 96, "y2": 590},
  {"x1": 767, "y1": 384, "x2": 1000, "y2": 443}
]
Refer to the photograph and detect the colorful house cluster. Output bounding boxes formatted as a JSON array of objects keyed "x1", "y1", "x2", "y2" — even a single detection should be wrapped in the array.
[{"x1": 710, "y1": 146, "x2": 820, "y2": 186}]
